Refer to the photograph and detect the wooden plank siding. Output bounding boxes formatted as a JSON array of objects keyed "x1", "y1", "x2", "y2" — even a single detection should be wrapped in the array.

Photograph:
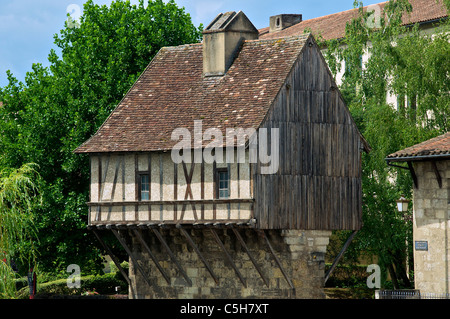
[{"x1": 253, "y1": 39, "x2": 363, "y2": 230}]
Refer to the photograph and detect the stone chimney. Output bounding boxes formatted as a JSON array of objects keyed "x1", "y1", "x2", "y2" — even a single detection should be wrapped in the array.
[
  {"x1": 269, "y1": 14, "x2": 302, "y2": 33},
  {"x1": 202, "y1": 11, "x2": 259, "y2": 77}
]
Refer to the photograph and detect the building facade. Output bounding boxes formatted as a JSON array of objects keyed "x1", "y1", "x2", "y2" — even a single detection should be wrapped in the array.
[
  {"x1": 386, "y1": 132, "x2": 450, "y2": 294},
  {"x1": 259, "y1": 0, "x2": 448, "y2": 109},
  {"x1": 75, "y1": 11, "x2": 369, "y2": 299}
]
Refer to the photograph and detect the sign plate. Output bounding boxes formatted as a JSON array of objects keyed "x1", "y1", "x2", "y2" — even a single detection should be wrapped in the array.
[{"x1": 415, "y1": 241, "x2": 428, "y2": 251}]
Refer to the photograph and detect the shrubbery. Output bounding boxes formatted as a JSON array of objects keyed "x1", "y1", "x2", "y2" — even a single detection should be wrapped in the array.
[{"x1": 16, "y1": 262, "x2": 129, "y2": 299}]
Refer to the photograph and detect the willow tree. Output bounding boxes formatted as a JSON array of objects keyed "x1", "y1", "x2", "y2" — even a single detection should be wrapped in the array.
[
  {"x1": 0, "y1": 163, "x2": 41, "y2": 298},
  {"x1": 319, "y1": 0, "x2": 449, "y2": 288}
]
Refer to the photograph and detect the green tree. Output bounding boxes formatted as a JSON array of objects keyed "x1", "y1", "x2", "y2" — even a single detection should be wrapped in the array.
[
  {"x1": 0, "y1": 0, "x2": 202, "y2": 274},
  {"x1": 0, "y1": 163, "x2": 41, "y2": 298},
  {"x1": 321, "y1": 0, "x2": 449, "y2": 288}
]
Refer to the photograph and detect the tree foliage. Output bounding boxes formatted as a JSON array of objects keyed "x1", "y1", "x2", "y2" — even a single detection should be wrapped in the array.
[
  {"x1": 321, "y1": 0, "x2": 449, "y2": 288},
  {"x1": 0, "y1": 0, "x2": 202, "y2": 274},
  {"x1": 0, "y1": 163, "x2": 41, "y2": 298}
]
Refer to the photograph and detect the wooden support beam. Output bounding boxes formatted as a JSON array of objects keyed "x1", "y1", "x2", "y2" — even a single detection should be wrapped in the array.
[
  {"x1": 324, "y1": 230, "x2": 358, "y2": 284},
  {"x1": 132, "y1": 229, "x2": 171, "y2": 285},
  {"x1": 407, "y1": 161, "x2": 418, "y2": 189},
  {"x1": 387, "y1": 160, "x2": 419, "y2": 188},
  {"x1": 210, "y1": 228, "x2": 247, "y2": 288},
  {"x1": 87, "y1": 198, "x2": 254, "y2": 207},
  {"x1": 110, "y1": 228, "x2": 153, "y2": 288},
  {"x1": 431, "y1": 161, "x2": 442, "y2": 188},
  {"x1": 91, "y1": 228, "x2": 131, "y2": 286},
  {"x1": 258, "y1": 230, "x2": 294, "y2": 290},
  {"x1": 231, "y1": 226, "x2": 269, "y2": 287},
  {"x1": 177, "y1": 225, "x2": 219, "y2": 285},
  {"x1": 151, "y1": 228, "x2": 192, "y2": 286}
]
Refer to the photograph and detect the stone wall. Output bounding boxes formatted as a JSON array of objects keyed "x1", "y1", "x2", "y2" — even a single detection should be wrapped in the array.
[
  {"x1": 125, "y1": 228, "x2": 331, "y2": 299},
  {"x1": 413, "y1": 160, "x2": 450, "y2": 294}
]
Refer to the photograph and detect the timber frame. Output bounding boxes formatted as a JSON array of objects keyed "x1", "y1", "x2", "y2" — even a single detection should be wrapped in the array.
[
  {"x1": 88, "y1": 151, "x2": 255, "y2": 226},
  {"x1": 75, "y1": 28, "x2": 368, "y2": 297}
]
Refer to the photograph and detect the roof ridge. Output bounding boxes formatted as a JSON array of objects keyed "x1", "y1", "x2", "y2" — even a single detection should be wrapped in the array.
[{"x1": 246, "y1": 33, "x2": 310, "y2": 44}]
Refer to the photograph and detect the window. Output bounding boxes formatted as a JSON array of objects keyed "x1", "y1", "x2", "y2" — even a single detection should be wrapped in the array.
[
  {"x1": 216, "y1": 168, "x2": 229, "y2": 199},
  {"x1": 344, "y1": 55, "x2": 363, "y2": 78},
  {"x1": 140, "y1": 174, "x2": 149, "y2": 201}
]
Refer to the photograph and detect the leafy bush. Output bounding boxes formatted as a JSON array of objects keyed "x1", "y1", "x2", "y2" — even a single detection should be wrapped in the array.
[{"x1": 325, "y1": 264, "x2": 369, "y2": 288}]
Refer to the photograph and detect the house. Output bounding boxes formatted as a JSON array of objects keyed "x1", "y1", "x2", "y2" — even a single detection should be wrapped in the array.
[
  {"x1": 75, "y1": 11, "x2": 369, "y2": 299},
  {"x1": 386, "y1": 132, "x2": 450, "y2": 295},
  {"x1": 259, "y1": 0, "x2": 448, "y2": 108},
  {"x1": 259, "y1": 0, "x2": 448, "y2": 41}
]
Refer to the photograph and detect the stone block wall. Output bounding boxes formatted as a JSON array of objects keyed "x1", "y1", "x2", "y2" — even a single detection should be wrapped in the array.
[
  {"x1": 124, "y1": 228, "x2": 331, "y2": 299},
  {"x1": 412, "y1": 160, "x2": 450, "y2": 294}
]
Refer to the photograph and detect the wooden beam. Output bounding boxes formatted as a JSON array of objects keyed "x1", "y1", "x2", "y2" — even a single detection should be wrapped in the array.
[
  {"x1": 324, "y1": 230, "x2": 358, "y2": 284},
  {"x1": 431, "y1": 161, "x2": 442, "y2": 188},
  {"x1": 231, "y1": 226, "x2": 269, "y2": 287},
  {"x1": 110, "y1": 228, "x2": 153, "y2": 288},
  {"x1": 407, "y1": 161, "x2": 418, "y2": 189},
  {"x1": 151, "y1": 228, "x2": 192, "y2": 286},
  {"x1": 177, "y1": 225, "x2": 219, "y2": 285},
  {"x1": 132, "y1": 229, "x2": 171, "y2": 285},
  {"x1": 91, "y1": 228, "x2": 131, "y2": 286},
  {"x1": 181, "y1": 161, "x2": 198, "y2": 222},
  {"x1": 182, "y1": 161, "x2": 195, "y2": 200},
  {"x1": 87, "y1": 198, "x2": 254, "y2": 207},
  {"x1": 97, "y1": 156, "x2": 102, "y2": 222},
  {"x1": 258, "y1": 230, "x2": 294, "y2": 289},
  {"x1": 210, "y1": 228, "x2": 247, "y2": 287}
]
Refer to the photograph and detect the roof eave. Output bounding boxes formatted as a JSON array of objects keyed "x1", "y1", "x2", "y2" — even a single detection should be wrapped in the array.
[{"x1": 385, "y1": 153, "x2": 450, "y2": 163}]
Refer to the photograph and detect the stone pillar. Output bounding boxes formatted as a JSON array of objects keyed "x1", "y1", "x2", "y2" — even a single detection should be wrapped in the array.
[
  {"x1": 412, "y1": 160, "x2": 450, "y2": 295},
  {"x1": 128, "y1": 228, "x2": 332, "y2": 299},
  {"x1": 281, "y1": 230, "x2": 331, "y2": 298}
]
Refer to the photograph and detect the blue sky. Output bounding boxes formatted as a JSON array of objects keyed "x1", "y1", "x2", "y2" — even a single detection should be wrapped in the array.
[{"x1": 0, "y1": 0, "x2": 383, "y2": 88}]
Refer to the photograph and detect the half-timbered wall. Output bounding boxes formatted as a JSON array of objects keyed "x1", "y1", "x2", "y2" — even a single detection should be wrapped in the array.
[
  {"x1": 253, "y1": 37, "x2": 363, "y2": 230},
  {"x1": 88, "y1": 151, "x2": 254, "y2": 225}
]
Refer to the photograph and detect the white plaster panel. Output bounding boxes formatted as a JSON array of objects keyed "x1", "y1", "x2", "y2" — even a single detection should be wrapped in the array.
[
  {"x1": 124, "y1": 154, "x2": 136, "y2": 201},
  {"x1": 151, "y1": 154, "x2": 161, "y2": 201}
]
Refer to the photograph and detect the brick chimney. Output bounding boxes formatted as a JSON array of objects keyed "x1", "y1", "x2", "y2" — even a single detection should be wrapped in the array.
[
  {"x1": 202, "y1": 11, "x2": 259, "y2": 77},
  {"x1": 269, "y1": 14, "x2": 302, "y2": 33}
]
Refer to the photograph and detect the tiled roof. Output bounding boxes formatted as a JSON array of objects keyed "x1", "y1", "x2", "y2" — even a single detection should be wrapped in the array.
[
  {"x1": 75, "y1": 35, "x2": 311, "y2": 153},
  {"x1": 259, "y1": 0, "x2": 448, "y2": 41},
  {"x1": 386, "y1": 132, "x2": 450, "y2": 161}
]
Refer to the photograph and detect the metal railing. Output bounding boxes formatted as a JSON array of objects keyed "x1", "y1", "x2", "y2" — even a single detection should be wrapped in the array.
[{"x1": 376, "y1": 290, "x2": 450, "y2": 299}]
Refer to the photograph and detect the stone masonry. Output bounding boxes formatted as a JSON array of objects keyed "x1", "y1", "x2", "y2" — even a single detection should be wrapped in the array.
[
  {"x1": 413, "y1": 160, "x2": 450, "y2": 294},
  {"x1": 125, "y1": 228, "x2": 331, "y2": 299}
]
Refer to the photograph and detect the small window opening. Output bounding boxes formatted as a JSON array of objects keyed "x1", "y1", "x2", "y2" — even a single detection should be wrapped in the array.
[
  {"x1": 140, "y1": 174, "x2": 149, "y2": 201},
  {"x1": 216, "y1": 169, "x2": 229, "y2": 199}
]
